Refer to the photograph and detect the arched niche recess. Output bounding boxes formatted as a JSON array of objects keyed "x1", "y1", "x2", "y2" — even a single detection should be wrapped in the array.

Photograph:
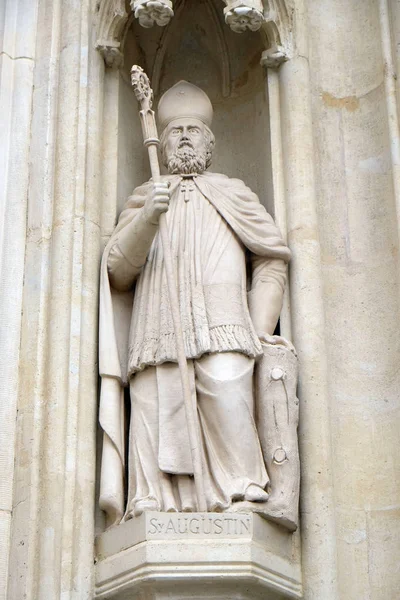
[
  {"x1": 101, "y1": 0, "x2": 286, "y2": 232},
  {"x1": 97, "y1": 0, "x2": 293, "y2": 534}
]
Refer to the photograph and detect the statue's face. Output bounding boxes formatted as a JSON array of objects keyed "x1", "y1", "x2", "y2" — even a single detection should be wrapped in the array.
[
  {"x1": 161, "y1": 117, "x2": 213, "y2": 175},
  {"x1": 163, "y1": 117, "x2": 207, "y2": 162}
]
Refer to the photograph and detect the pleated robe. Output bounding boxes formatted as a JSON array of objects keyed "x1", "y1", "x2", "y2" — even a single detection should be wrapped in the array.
[{"x1": 99, "y1": 172, "x2": 290, "y2": 525}]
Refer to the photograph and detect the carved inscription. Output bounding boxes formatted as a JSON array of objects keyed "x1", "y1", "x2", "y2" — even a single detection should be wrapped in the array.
[{"x1": 146, "y1": 513, "x2": 252, "y2": 539}]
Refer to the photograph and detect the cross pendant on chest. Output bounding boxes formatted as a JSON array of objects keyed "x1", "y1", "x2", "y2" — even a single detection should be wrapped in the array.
[{"x1": 180, "y1": 175, "x2": 196, "y2": 202}]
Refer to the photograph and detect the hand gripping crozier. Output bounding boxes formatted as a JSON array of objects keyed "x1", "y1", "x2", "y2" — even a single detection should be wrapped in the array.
[{"x1": 98, "y1": 71, "x2": 300, "y2": 531}]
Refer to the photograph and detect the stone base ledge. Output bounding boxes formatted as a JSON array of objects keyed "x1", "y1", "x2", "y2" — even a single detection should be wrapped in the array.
[{"x1": 95, "y1": 512, "x2": 302, "y2": 599}]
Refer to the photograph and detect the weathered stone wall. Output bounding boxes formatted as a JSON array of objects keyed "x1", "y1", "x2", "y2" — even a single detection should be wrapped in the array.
[
  {"x1": 307, "y1": 1, "x2": 400, "y2": 598},
  {"x1": 0, "y1": 1, "x2": 38, "y2": 597},
  {"x1": 1, "y1": 1, "x2": 399, "y2": 598}
]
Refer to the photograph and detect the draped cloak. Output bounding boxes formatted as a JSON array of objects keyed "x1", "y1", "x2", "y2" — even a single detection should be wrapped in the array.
[{"x1": 99, "y1": 172, "x2": 291, "y2": 525}]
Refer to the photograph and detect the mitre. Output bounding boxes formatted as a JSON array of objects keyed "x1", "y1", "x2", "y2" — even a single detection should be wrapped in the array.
[{"x1": 158, "y1": 81, "x2": 213, "y2": 130}]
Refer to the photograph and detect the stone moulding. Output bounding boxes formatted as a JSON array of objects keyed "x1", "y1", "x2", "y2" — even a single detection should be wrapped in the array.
[
  {"x1": 131, "y1": 0, "x2": 174, "y2": 28},
  {"x1": 223, "y1": 0, "x2": 265, "y2": 33},
  {"x1": 95, "y1": 0, "x2": 294, "y2": 69},
  {"x1": 95, "y1": 0, "x2": 129, "y2": 68},
  {"x1": 222, "y1": 0, "x2": 295, "y2": 67},
  {"x1": 95, "y1": 512, "x2": 302, "y2": 599},
  {"x1": 96, "y1": 42, "x2": 124, "y2": 68},
  {"x1": 260, "y1": 0, "x2": 294, "y2": 67}
]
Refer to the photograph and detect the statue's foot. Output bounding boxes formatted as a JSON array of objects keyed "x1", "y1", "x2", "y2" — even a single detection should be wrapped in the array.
[
  {"x1": 133, "y1": 497, "x2": 160, "y2": 516},
  {"x1": 230, "y1": 500, "x2": 298, "y2": 532},
  {"x1": 244, "y1": 484, "x2": 269, "y2": 503},
  {"x1": 182, "y1": 500, "x2": 226, "y2": 512},
  {"x1": 210, "y1": 500, "x2": 227, "y2": 513}
]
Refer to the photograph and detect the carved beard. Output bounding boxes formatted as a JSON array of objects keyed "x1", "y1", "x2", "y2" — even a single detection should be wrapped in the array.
[{"x1": 167, "y1": 142, "x2": 207, "y2": 175}]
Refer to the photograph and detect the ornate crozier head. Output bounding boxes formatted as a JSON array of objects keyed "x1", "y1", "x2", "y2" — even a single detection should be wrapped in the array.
[{"x1": 158, "y1": 81, "x2": 215, "y2": 174}]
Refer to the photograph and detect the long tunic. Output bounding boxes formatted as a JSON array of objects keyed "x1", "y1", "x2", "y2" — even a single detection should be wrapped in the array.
[
  {"x1": 99, "y1": 172, "x2": 290, "y2": 524},
  {"x1": 108, "y1": 177, "x2": 263, "y2": 375},
  {"x1": 107, "y1": 174, "x2": 289, "y2": 377}
]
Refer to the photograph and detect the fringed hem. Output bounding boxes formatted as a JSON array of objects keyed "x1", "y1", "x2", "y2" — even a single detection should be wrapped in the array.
[
  {"x1": 128, "y1": 324, "x2": 262, "y2": 374},
  {"x1": 209, "y1": 324, "x2": 262, "y2": 357}
]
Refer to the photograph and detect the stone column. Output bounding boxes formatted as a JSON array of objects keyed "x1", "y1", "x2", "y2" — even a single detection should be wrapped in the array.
[
  {"x1": 307, "y1": 0, "x2": 400, "y2": 598},
  {"x1": 7, "y1": 0, "x2": 104, "y2": 598},
  {"x1": 0, "y1": 1, "x2": 38, "y2": 598},
  {"x1": 264, "y1": 66, "x2": 292, "y2": 339},
  {"x1": 271, "y1": 1, "x2": 340, "y2": 598}
]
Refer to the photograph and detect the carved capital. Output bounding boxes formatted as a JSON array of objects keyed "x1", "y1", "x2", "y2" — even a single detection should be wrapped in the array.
[
  {"x1": 260, "y1": 1, "x2": 294, "y2": 68},
  {"x1": 95, "y1": 0, "x2": 129, "y2": 69},
  {"x1": 260, "y1": 47, "x2": 288, "y2": 69},
  {"x1": 223, "y1": 0, "x2": 264, "y2": 33},
  {"x1": 131, "y1": 0, "x2": 174, "y2": 28},
  {"x1": 96, "y1": 42, "x2": 124, "y2": 69}
]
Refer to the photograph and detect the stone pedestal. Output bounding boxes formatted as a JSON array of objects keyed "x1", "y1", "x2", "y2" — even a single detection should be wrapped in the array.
[{"x1": 95, "y1": 513, "x2": 302, "y2": 599}]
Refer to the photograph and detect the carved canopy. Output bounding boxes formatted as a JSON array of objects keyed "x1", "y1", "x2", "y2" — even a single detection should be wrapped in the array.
[{"x1": 95, "y1": 0, "x2": 294, "y2": 68}]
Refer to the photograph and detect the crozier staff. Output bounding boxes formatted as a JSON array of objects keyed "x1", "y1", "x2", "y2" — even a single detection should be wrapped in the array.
[
  {"x1": 99, "y1": 79, "x2": 291, "y2": 526},
  {"x1": 130, "y1": 66, "x2": 206, "y2": 512}
]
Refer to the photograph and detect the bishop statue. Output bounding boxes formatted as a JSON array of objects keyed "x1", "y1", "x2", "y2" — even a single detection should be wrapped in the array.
[{"x1": 99, "y1": 81, "x2": 300, "y2": 531}]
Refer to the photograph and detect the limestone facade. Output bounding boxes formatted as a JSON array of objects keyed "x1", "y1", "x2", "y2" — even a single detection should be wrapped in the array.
[{"x1": 1, "y1": 0, "x2": 400, "y2": 599}]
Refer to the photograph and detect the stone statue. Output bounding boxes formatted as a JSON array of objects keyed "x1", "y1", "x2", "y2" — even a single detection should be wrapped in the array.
[{"x1": 99, "y1": 81, "x2": 300, "y2": 532}]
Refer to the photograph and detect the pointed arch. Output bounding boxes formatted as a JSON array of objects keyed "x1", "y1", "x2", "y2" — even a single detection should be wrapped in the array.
[
  {"x1": 95, "y1": 0, "x2": 130, "y2": 67},
  {"x1": 151, "y1": 0, "x2": 231, "y2": 98},
  {"x1": 261, "y1": 0, "x2": 295, "y2": 66},
  {"x1": 95, "y1": 0, "x2": 296, "y2": 69}
]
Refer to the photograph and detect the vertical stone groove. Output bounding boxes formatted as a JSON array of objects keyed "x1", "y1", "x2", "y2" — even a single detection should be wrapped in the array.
[
  {"x1": 379, "y1": 0, "x2": 400, "y2": 252},
  {"x1": 0, "y1": 1, "x2": 38, "y2": 598},
  {"x1": 265, "y1": 67, "x2": 292, "y2": 340},
  {"x1": 8, "y1": 1, "x2": 103, "y2": 598},
  {"x1": 279, "y1": 0, "x2": 339, "y2": 597}
]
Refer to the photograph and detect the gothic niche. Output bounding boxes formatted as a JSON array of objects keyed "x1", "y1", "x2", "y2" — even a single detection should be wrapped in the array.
[{"x1": 97, "y1": 0, "x2": 299, "y2": 535}]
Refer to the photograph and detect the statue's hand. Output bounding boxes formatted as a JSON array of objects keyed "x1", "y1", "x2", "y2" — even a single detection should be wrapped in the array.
[
  {"x1": 143, "y1": 181, "x2": 170, "y2": 225},
  {"x1": 259, "y1": 333, "x2": 297, "y2": 356}
]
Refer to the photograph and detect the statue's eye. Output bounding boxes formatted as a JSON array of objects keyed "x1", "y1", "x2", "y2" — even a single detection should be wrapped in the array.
[
  {"x1": 189, "y1": 127, "x2": 200, "y2": 134},
  {"x1": 171, "y1": 128, "x2": 181, "y2": 135}
]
